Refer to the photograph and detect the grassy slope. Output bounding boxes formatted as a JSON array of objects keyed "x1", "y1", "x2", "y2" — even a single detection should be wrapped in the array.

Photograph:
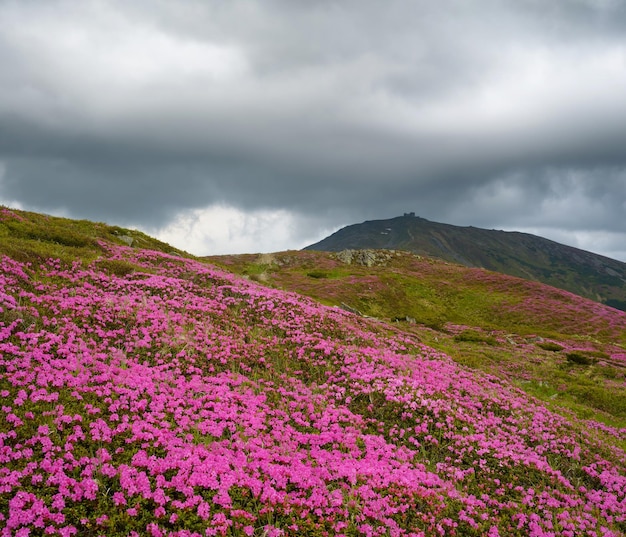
[
  {"x1": 1, "y1": 207, "x2": 626, "y2": 536},
  {"x1": 206, "y1": 250, "x2": 626, "y2": 429},
  {"x1": 0, "y1": 207, "x2": 189, "y2": 266}
]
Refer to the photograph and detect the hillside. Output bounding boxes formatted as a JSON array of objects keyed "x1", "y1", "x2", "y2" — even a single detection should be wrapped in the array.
[
  {"x1": 2, "y1": 207, "x2": 626, "y2": 536},
  {"x1": 305, "y1": 215, "x2": 626, "y2": 311},
  {"x1": 208, "y1": 249, "x2": 626, "y2": 426}
]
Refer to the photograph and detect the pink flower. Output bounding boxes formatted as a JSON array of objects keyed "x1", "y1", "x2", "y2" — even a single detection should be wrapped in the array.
[
  {"x1": 112, "y1": 492, "x2": 127, "y2": 506},
  {"x1": 197, "y1": 502, "x2": 211, "y2": 520}
]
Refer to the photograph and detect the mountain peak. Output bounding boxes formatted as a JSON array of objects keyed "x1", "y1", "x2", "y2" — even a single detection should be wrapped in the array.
[{"x1": 305, "y1": 216, "x2": 626, "y2": 310}]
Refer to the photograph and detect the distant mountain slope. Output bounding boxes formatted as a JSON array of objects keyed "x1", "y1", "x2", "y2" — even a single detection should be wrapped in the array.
[{"x1": 305, "y1": 214, "x2": 626, "y2": 310}]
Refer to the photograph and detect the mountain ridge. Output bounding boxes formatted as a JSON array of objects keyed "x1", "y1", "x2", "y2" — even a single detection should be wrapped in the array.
[{"x1": 305, "y1": 214, "x2": 626, "y2": 310}]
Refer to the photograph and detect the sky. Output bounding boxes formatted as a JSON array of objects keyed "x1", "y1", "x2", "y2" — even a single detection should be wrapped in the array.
[{"x1": 1, "y1": 0, "x2": 625, "y2": 261}]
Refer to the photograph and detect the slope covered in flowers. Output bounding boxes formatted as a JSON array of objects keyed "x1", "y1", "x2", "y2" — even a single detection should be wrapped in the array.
[
  {"x1": 210, "y1": 250, "x2": 626, "y2": 426},
  {"x1": 1, "y1": 209, "x2": 626, "y2": 536}
]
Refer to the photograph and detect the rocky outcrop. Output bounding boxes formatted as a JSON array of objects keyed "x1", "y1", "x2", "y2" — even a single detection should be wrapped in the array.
[{"x1": 334, "y1": 249, "x2": 395, "y2": 267}]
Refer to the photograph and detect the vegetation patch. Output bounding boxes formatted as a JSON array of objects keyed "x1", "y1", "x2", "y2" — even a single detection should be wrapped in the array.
[
  {"x1": 95, "y1": 258, "x2": 141, "y2": 277},
  {"x1": 537, "y1": 341, "x2": 564, "y2": 352},
  {"x1": 454, "y1": 329, "x2": 497, "y2": 345},
  {"x1": 566, "y1": 351, "x2": 599, "y2": 366},
  {"x1": 570, "y1": 385, "x2": 626, "y2": 418},
  {"x1": 306, "y1": 269, "x2": 330, "y2": 279}
]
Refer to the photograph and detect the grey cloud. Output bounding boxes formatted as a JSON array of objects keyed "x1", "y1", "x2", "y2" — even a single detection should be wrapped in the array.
[
  {"x1": 1, "y1": 0, "x2": 625, "y2": 258},
  {"x1": 444, "y1": 171, "x2": 626, "y2": 235}
]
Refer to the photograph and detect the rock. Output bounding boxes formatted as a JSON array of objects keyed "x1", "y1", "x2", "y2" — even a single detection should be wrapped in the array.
[
  {"x1": 257, "y1": 253, "x2": 276, "y2": 265},
  {"x1": 340, "y1": 302, "x2": 363, "y2": 316},
  {"x1": 335, "y1": 249, "x2": 390, "y2": 267},
  {"x1": 392, "y1": 316, "x2": 417, "y2": 324},
  {"x1": 118, "y1": 235, "x2": 134, "y2": 246},
  {"x1": 250, "y1": 272, "x2": 269, "y2": 283},
  {"x1": 336, "y1": 250, "x2": 355, "y2": 264},
  {"x1": 357, "y1": 250, "x2": 377, "y2": 267}
]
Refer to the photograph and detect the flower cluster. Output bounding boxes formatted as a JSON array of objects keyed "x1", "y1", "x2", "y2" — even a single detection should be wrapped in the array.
[{"x1": 1, "y1": 243, "x2": 625, "y2": 536}]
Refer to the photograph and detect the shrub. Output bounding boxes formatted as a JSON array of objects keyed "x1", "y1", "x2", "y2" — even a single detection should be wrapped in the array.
[
  {"x1": 571, "y1": 385, "x2": 626, "y2": 417},
  {"x1": 537, "y1": 341, "x2": 564, "y2": 352},
  {"x1": 307, "y1": 270, "x2": 329, "y2": 279},
  {"x1": 454, "y1": 329, "x2": 497, "y2": 345},
  {"x1": 95, "y1": 259, "x2": 138, "y2": 277},
  {"x1": 584, "y1": 350, "x2": 610, "y2": 360},
  {"x1": 566, "y1": 352, "x2": 597, "y2": 366}
]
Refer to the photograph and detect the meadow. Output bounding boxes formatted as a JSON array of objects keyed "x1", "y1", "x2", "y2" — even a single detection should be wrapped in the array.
[
  {"x1": 1, "y1": 207, "x2": 625, "y2": 536},
  {"x1": 211, "y1": 250, "x2": 626, "y2": 427}
]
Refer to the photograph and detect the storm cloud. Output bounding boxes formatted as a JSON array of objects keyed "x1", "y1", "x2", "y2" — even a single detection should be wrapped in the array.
[{"x1": 1, "y1": 0, "x2": 625, "y2": 259}]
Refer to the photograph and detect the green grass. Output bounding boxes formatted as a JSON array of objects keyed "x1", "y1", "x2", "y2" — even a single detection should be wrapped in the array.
[
  {"x1": 0, "y1": 206, "x2": 189, "y2": 266},
  {"x1": 453, "y1": 329, "x2": 498, "y2": 345},
  {"x1": 305, "y1": 267, "x2": 350, "y2": 279}
]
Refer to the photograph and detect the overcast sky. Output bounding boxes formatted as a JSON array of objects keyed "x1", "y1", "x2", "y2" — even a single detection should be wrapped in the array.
[{"x1": 1, "y1": 0, "x2": 625, "y2": 261}]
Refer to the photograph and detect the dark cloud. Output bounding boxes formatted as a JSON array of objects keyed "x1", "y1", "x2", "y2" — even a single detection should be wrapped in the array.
[{"x1": 0, "y1": 0, "x2": 625, "y2": 258}]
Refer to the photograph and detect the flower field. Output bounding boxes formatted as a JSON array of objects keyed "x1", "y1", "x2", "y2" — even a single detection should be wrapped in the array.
[
  {"x1": 1, "y1": 209, "x2": 626, "y2": 536},
  {"x1": 211, "y1": 250, "x2": 626, "y2": 425}
]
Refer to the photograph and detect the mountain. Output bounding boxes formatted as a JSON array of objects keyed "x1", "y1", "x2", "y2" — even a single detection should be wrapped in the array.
[
  {"x1": 2, "y1": 206, "x2": 626, "y2": 536},
  {"x1": 305, "y1": 214, "x2": 626, "y2": 311}
]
